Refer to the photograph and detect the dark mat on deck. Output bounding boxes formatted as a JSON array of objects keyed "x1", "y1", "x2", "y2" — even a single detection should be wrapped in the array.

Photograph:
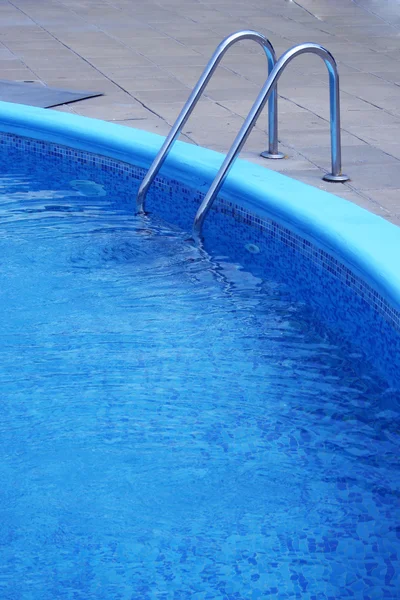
[{"x1": 0, "y1": 80, "x2": 103, "y2": 108}]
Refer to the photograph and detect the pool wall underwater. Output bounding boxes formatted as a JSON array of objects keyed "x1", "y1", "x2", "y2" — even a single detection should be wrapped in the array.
[{"x1": 1, "y1": 100, "x2": 400, "y2": 388}]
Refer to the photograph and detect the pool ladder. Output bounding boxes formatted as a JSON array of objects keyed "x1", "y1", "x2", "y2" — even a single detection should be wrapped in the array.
[{"x1": 136, "y1": 31, "x2": 349, "y2": 239}]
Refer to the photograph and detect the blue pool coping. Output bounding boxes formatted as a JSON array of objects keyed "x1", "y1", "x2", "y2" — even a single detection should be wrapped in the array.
[{"x1": 0, "y1": 99, "x2": 399, "y2": 316}]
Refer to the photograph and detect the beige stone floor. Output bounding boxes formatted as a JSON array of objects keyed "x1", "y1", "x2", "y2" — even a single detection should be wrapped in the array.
[{"x1": 1, "y1": 0, "x2": 400, "y2": 225}]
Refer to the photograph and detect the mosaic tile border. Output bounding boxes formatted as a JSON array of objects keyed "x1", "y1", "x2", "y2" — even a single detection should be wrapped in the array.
[
  {"x1": 1, "y1": 131, "x2": 399, "y2": 335},
  {"x1": 216, "y1": 198, "x2": 400, "y2": 334}
]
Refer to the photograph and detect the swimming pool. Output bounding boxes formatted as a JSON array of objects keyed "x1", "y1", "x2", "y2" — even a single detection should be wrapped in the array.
[{"x1": 0, "y1": 102, "x2": 400, "y2": 598}]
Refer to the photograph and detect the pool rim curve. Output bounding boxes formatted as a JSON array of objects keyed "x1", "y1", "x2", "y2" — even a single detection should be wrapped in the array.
[{"x1": 0, "y1": 100, "x2": 399, "y2": 313}]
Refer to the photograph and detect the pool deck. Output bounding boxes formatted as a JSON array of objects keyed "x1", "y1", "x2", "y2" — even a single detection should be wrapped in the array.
[{"x1": 1, "y1": 0, "x2": 400, "y2": 226}]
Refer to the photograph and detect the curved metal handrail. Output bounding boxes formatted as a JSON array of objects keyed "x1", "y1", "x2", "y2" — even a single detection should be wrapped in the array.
[
  {"x1": 193, "y1": 42, "x2": 350, "y2": 239},
  {"x1": 136, "y1": 30, "x2": 283, "y2": 214}
]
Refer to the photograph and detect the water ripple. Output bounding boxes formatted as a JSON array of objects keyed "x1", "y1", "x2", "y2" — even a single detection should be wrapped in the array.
[{"x1": 0, "y1": 154, "x2": 398, "y2": 599}]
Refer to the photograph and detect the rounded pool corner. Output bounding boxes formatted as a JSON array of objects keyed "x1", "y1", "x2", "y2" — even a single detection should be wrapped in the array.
[
  {"x1": 0, "y1": 99, "x2": 400, "y2": 387},
  {"x1": 1, "y1": 99, "x2": 400, "y2": 598}
]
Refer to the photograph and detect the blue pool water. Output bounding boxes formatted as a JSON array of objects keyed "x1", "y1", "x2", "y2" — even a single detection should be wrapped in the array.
[{"x1": 0, "y1": 150, "x2": 399, "y2": 600}]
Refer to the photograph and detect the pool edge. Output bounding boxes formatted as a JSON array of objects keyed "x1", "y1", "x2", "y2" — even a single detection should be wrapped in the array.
[{"x1": 0, "y1": 100, "x2": 399, "y2": 314}]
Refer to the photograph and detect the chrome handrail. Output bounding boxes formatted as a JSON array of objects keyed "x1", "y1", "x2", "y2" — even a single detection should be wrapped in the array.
[
  {"x1": 193, "y1": 42, "x2": 350, "y2": 239},
  {"x1": 136, "y1": 30, "x2": 283, "y2": 214}
]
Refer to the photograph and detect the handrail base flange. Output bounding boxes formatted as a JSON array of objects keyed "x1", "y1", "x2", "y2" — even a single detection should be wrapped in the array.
[
  {"x1": 323, "y1": 172, "x2": 350, "y2": 182},
  {"x1": 260, "y1": 150, "x2": 285, "y2": 159}
]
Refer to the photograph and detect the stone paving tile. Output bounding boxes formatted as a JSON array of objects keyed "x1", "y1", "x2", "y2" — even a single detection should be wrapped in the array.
[
  {"x1": 341, "y1": 109, "x2": 400, "y2": 129},
  {"x1": 0, "y1": 59, "x2": 29, "y2": 71},
  {"x1": 133, "y1": 88, "x2": 195, "y2": 105},
  {"x1": 282, "y1": 128, "x2": 364, "y2": 149},
  {"x1": 303, "y1": 144, "x2": 398, "y2": 168},
  {"x1": 348, "y1": 126, "x2": 400, "y2": 145},
  {"x1": 371, "y1": 143, "x2": 400, "y2": 161},
  {"x1": 0, "y1": 70, "x2": 36, "y2": 81},
  {"x1": 139, "y1": 54, "x2": 215, "y2": 67},
  {"x1": 75, "y1": 105, "x2": 151, "y2": 122},
  {"x1": 221, "y1": 97, "x2": 307, "y2": 119},
  {"x1": 121, "y1": 77, "x2": 189, "y2": 93},
  {"x1": 367, "y1": 188, "x2": 400, "y2": 213},
  {"x1": 345, "y1": 163, "x2": 400, "y2": 190},
  {"x1": 35, "y1": 68, "x2": 107, "y2": 81},
  {"x1": 99, "y1": 66, "x2": 166, "y2": 80},
  {"x1": 2, "y1": 0, "x2": 400, "y2": 223},
  {"x1": 150, "y1": 99, "x2": 233, "y2": 121},
  {"x1": 42, "y1": 80, "x2": 115, "y2": 95}
]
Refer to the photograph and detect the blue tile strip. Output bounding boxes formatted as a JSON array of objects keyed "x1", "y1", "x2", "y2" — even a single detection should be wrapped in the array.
[
  {"x1": 215, "y1": 197, "x2": 400, "y2": 334},
  {"x1": 2, "y1": 131, "x2": 398, "y2": 335},
  {"x1": 1, "y1": 130, "x2": 400, "y2": 387}
]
